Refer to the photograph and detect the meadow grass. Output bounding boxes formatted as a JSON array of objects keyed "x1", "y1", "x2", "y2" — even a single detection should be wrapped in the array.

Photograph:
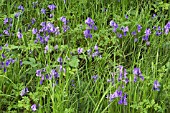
[{"x1": 0, "y1": 0, "x2": 170, "y2": 113}]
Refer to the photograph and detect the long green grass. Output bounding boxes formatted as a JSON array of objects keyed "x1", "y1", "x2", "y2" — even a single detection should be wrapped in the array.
[{"x1": 0, "y1": 0, "x2": 170, "y2": 113}]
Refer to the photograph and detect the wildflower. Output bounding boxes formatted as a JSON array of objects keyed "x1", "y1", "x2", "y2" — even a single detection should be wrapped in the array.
[
  {"x1": 84, "y1": 29, "x2": 92, "y2": 38},
  {"x1": 164, "y1": 21, "x2": 170, "y2": 34},
  {"x1": 110, "y1": 20, "x2": 118, "y2": 32},
  {"x1": 145, "y1": 28, "x2": 151, "y2": 36},
  {"x1": 4, "y1": 18, "x2": 8, "y2": 24},
  {"x1": 32, "y1": 28, "x2": 37, "y2": 34},
  {"x1": 62, "y1": 25, "x2": 70, "y2": 32},
  {"x1": 131, "y1": 31, "x2": 137, "y2": 36},
  {"x1": 153, "y1": 80, "x2": 160, "y2": 91},
  {"x1": 20, "y1": 60, "x2": 22, "y2": 66},
  {"x1": 142, "y1": 35, "x2": 149, "y2": 41},
  {"x1": 36, "y1": 70, "x2": 42, "y2": 77},
  {"x1": 44, "y1": 45, "x2": 49, "y2": 53},
  {"x1": 31, "y1": 18, "x2": 36, "y2": 24},
  {"x1": 60, "y1": 16, "x2": 67, "y2": 25},
  {"x1": 118, "y1": 94, "x2": 127, "y2": 105},
  {"x1": 92, "y1": 75, "x2": 98, "y2": 82},
  {"x1": 57, "y1": 57, "x2": 63, "y2": 64},
  {"x1": 87, "y1": 49, "x2": 91, "y2": 56},
  {"x1": 49, "y1": 14, "x2": 53, "y2": 18},
  {"x1": 17, "y1": 31, "x2": 22, "y2": 39},
  {"x1": 50, "y1": 69, "x2": 59, "y2": 78},
  {"x1": 122, "y1": 26, "x2": 129, "y2": 36},
  {"x1": 48, "y1": 4, "x2": 56, "y2": 11},
  {"x1": 125, "y1": 15, "x2": 128, "y2": 19},
  {"x1": 14, "y1": 12, "x2": 21, "y2": 18},
  {"x1": 20, "y1": 88, "x2": 29, "y2": 96},
  {"x1": 41, "y1": 8, "x2": 46, "y2": 14},
  {"x1": 40, "y1": 75, "x2": 44, "y2": 85},
  {"x1": 55, "y1": 27, "x2": 60, "y2": 35},
  {"x1": 85, "y1": 17, "x2": 97, "y2": 30},
  {"x1": 18, "y1": 5, "x2": 24, "y2": 11},
  {"x1": 0, "y1": 46, "x2": 2, "y2": 50},
  {"x1": 108, "y1": 90, "x2": 122, "y2": 102},
  {"x1": 5, "y1": 60, "x2": 11, "y2": 67},
  {"x1": 133, "y1": 67, "x2": 144, "y2": 81},
  {"x1": 2, "y1": 54, "x2": 6, "y2": 59},
  {"x1": 3, "y1": 30, "x2": 9, "y2": 35},
  {"x1": 77, "y1": 48, "x2": 83, "y2": 54},
  {"x1": 117, "y1": 33, "x2": 122, "y2": 38},
  {"x1": 31, "y1": 104, "x2": 37, "y2": 111},
  {"x1": 137, "y1": 25, "x2": 142, "y2": 32}
]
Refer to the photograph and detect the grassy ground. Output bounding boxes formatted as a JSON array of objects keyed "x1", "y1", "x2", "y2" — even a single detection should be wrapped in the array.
[{"x1": 0, "y1": 0, "x2": 170, "y2": 113}]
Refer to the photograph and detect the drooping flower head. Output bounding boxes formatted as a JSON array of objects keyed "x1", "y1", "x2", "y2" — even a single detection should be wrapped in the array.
[
  {"x1": 48, "y1": 4, "x2": 56, "y2": 11},
  {"x1": 153, "y1": 80, "x2": 160, "y2": 91},
  {"x1": 20, "y1": 88, "x2": 29, "y2": 96},
  {"x1": 133, "y1": 67, "x2": 144, "y2": 81},
  {"x1": 31, "y1": 104, "x2": 37, "y2": 111}
]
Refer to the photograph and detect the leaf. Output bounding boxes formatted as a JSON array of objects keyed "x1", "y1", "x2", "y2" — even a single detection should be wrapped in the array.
[
  {"x1": 22, "y1": 61, "x2": 31, "y2": 65},
  {"x1": 69, "y1": 56, "x2": 79, "y2": 68},
  {"x1": 29, "y1": 57, "x2": 35, "y2": 63}
]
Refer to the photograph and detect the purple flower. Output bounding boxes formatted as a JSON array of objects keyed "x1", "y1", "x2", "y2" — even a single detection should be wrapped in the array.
[
  {"x1": 41, "y1": 8, "x2": 46, "y2": 14},
  {"x1": 107, "y1": 90, "x2": 122, "y2": 102},
  {"x1": 20, "y1": 60, "x2": 22, "y2": 66},
  {"x1": 133, "y1": 68, "x2": 144, "y2": 81},
  {"x1": 5, "y1": 60, "x2": 11, "y2": 67},
  {"x1": 117, "y1": 33, "x2": 122, "y2": 38},
  {"x1": 84, "y1": 29, "x2": 92, "y2": 38},
  {"x1": 110, "y1": 20, "x2": 118, "y2": 32},
  {"x1": 85, "y1": 17, "x2": 95, "y2": 26},
  {"x1": 131, "y1": 31, "x2": 137, "y2": 36},
  {"x1": 92, "y1": 75, "x2": 98, "y2": 82},
  {"x1": 122, "y1": 26, "x2": 129, "y2": 36},
  {"x1": 4, "y1": 18, "x2": 8, "y2": 24},
  {"x1": 164, "y1": 21, "x2": 170, "y2": 34},
  {"x1": 20, "y1": 88, "x2": 29, "y2": 96},
  {"x1": 0, "y1": 46, "x2": 2, "y2": 50},
  {"x1": 14, "y1": 12, "x2": 21, "y2": 18},
  {"x1": 60, "y1": 16, "x2": 67, "y2": 25},
  {"x1": 118, "y1": 94, "x2": 127, "y2": 105},
  {"x1": 49, "y1": 14, "x2": 53, "y2": 18},
  {"x1": 48, "y1": 4, "x2": 56, "y2": 11},
  {"x1": 62, "y1": 25, "x2": 70, "y2": 32},
  {"x1": 2, "y1": 54, "x2": 6, "y2": 59},
  {"x1": 142, "y1": 35, "x2": 149, "y2": 41},
  {"x1": 153, "y1": 80, "x2": 160, "y2": 91},
  {"x1": 125, "y1": 15, "x2": 128, "y2": 19},
  {"x1": 110, "y1": 20, "x2": 118, "y2": 28},
  {"x1": 137, "y1": 25, "x2": 142, "y2": 32},
  {"x1": 3, "y1": 30, "x2": 9, "y2": 35},
  {"x1": 55, "y1": 27, "x2": 60, "y2": 35},
  {"x1": 32, "y1": 28, "x2": 37, "y2": 34},
  {"x1": 57, "y1": 57, "x2": 63, "y2": 64},
  {"x1": 85, "y1": 17, "x2": 97, "y2": 30},
  {"x1": 31, "y1": 18, "x2": 36, "y2": 24},
  {"x1": 18, "y1": 5, "x2": 24, "y2": 11},
  {"x1": 44, "y1": 45, "x2": 49, "y2": 53},
  {"x1": 145, "y1": 28, "x2": 151, "y2": 36},
  {"x1": 17, "y1": 31, "x2": 22, "y2": 39},
  {"x1": 94, "y1": 45, "x2": 98, "y2": 51},
  {"x1": 77, "y1": 47, "x2": 83, "y2": 54},
  {"x1": 36, "y1": 70, "x2": 42, "y2": 77},
  {"x1": 31, "y1": 104, "x2": 37, "y2": 111}
]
